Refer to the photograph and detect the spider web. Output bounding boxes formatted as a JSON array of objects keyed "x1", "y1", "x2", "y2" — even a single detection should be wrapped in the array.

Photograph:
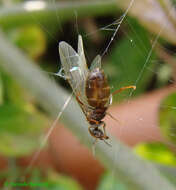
[
  {"x1": 19, "y1": 0, "x2": 176, "y2": 181},
  {"x1": 21, "y1": 0, "x2": 136, "y2": 174}
]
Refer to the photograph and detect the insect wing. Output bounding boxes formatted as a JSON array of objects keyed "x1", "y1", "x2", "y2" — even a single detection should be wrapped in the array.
[
  {"x1": 78, "y1": 35, "x2": 88, "y2": 77},
  {"x1": 59, "y1": 41, "x2": 89, "y2": 103},
  {"x1": 90, "y1": 55, "x2": 101, "y2": 71}
]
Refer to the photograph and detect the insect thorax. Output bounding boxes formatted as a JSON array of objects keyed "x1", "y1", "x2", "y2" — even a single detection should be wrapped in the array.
[{"x1": 88, "y1": 107, "x2": 107, "y2": 124}]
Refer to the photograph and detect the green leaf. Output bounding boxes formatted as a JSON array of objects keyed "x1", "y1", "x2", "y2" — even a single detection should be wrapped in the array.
[
  {"x1": 97, "y1": 172, "x2": 128, "y2": 190},
  {"x1": 159, "y1": 92, "x2": 176, "y2": 145},
  {"x1": 8, "y1": 25, "x2": 46, "y2": 59},
  {"x1": 134, "y1": 142, "x2": 176, "y2": 166},
  {"x1": 0, "y1": 103, "x2": 49, "y2": 156},
  {"x1": 1, "y1": 72, "x2": 29, "y2": 107},
  {"x1": 105, "y1": 18, "x2": 156, "y2": 102}
]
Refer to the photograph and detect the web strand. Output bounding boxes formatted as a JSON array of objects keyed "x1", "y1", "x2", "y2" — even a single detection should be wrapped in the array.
[
  {"x1": 101, "y1": 0, "x2": 135, "y2": 57},
  {"x1": 24, "y1": 93, "x2": 73, "y2": 174},
  {"x1": 129, "y1": 5, "x2": 176, "y2": 98}
]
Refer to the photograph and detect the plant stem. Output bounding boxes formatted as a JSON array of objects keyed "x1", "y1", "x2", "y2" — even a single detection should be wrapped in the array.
[{"x1": 0, "y1": 0, "x2": 117, "y2": 30}]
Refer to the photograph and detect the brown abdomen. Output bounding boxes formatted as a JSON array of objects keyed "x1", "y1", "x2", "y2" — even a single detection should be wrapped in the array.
[{"x1": 86, "y1": 68, "x2": 110, "y2": 108}]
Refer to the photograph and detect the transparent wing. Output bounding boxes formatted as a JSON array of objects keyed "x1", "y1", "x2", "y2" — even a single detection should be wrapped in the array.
[
  {"x1": 59, "y1": 40, "x2": 89, "y2": 104},
  {"x1": 78, "y1": 35, "x2": 87, "y2": 75},
  {"x1": 90, "y1": 55, "x2": 101, "y2": 71}
]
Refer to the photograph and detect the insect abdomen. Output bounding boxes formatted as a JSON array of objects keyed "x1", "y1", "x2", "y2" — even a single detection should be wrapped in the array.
[{"x1": 86, "y1": 68, "x2": 110, "y2": 108}]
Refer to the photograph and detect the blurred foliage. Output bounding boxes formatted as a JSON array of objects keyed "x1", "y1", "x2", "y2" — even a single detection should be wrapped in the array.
[
  {"x1": 97, "y1": 172, "x2": 128, "y2": 190},
  {"x1": 0, "y1": 103, "x2": 49, "y2": 156},
  {"x1": 25, "y1": 169, "x2": 83, "y2": 190},
  {"x1": 0, "y1": 73, "x2": 3, "y2": 105},
  {"x1": 8, "y1": 25, "x2": 47, "y2": 59},
  {"x1": 0, "y1": 70, "x2": 49, "y2": 156},
  {"x1": 2, "y1": 168, "x2": 83, "y2": 190},
  {"x1": 45, "y1": 171, "x2": 83, "y2": 190},
  {"x1": 156, "y1": 63, "x2": 172, "y2": 87},
  {"x1": 134, "y1": 142, "x2": 176, "y2": 166},
  {"x1": 1, "y1": 71, "x2": 29, "y2": 106},
  {"x1": 171, "y1": 0, "x2": 176, "y2": 6},
  {"x1": 159, "y1": 92, "x2": 176, "y2": 145}
]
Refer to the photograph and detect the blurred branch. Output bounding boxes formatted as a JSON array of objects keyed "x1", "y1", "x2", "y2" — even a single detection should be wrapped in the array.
[
  {"x1": 157, "y1": 164, "x2": 176, "y2": 186},
  {"x1": 116, "y1": 0, "x2": 176, "y2": 44},
  {"x1": 0, "y1": 30, "x2": 175, "y2": 190},
  {"x1": 0, "y1": 0, "x2": 117, "y2": 30},
  {"x1": 0, "y1": 0, "x2": 176, "y2": 44}
]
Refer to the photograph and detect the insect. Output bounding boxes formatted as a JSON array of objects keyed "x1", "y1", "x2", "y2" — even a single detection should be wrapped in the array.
[{"x1": 58, "y1": 35, "x2": 136, "y2": 145}]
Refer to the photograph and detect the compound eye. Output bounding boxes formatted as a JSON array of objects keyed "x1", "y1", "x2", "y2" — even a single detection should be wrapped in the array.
[
  {"x1": 94, "y1": 129, "x2": 104, "y2": 138},
  {"x1": 89, "y1": 126, "x2": 105, "y2": 139}
]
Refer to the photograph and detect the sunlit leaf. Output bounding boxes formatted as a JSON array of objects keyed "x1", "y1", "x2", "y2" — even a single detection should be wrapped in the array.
[
  {"x1": 134, "y1": 142, "x2": 176, "y2": 166},
  {"x1": 159, "y1": 92, "x2": 176, "y2": 145},
  {"x1": 0, "y1": 103, "x2": 49, "y2": 156}
]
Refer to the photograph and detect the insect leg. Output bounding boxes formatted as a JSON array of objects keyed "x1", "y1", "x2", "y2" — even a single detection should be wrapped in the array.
[
  {"x1": 101, "y1": 121, "x2": 109, "y2": 140},
  {"x1": 76, "y1": 95, "x2": 90, "y2": 118},
  {"x1": 76, "y1": 95, "x2": 84, "y2": 106},
  {"x1": 100, "y1": 122, "x2": 112, "y2": 146},
  {"x1": 112, "y1": 85, "x2": 136, "y2": 96}
]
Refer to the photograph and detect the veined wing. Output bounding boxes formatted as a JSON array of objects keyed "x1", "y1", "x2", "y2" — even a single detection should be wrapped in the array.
[
  {"x1": 59, "y1": 38, "x2": 89, "y2": 104},
  {"x1": 78, "y1": 35, "x2": 88, "y2": 77},
  {"x1": 90, "y1": 55, "x2": 101, "y2": 71}
]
